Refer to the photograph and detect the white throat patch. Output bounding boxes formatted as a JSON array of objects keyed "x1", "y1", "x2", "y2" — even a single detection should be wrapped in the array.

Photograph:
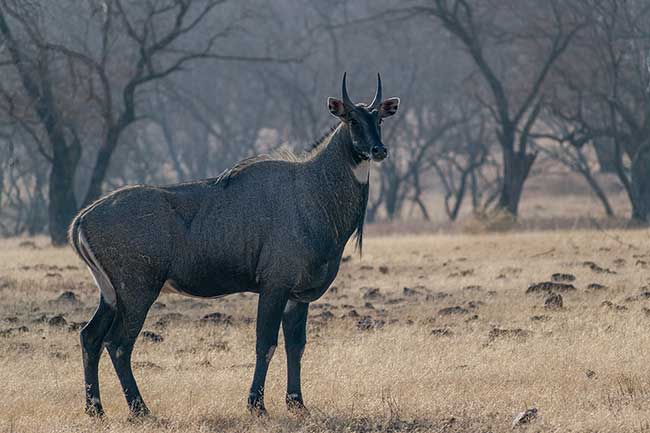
[{"x1": 352, "y1": 160, "x2": 370, "y2": 183}]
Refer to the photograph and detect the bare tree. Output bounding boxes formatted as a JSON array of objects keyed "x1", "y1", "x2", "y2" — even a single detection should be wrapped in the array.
[
  {"x1": 531, "y1": 115, "x2": 614, "y2": 217},
  {"x1": 0, "y1": 0, "x2": 290, "y2": 243},
  {"x1": 391, "y1": 0, "x2": 584, "y2": 217},
  {"x1": 551, "y1": 0, "x2": 650, "y2": 222}
]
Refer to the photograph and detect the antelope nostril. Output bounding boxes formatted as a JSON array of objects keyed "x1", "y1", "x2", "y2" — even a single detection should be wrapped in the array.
[{"x1": 372, "y1": 145, "x2": 385, "y2": 155}]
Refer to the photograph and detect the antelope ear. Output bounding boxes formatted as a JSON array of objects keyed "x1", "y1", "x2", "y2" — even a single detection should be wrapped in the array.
[
  {"x1": 328, "y1": 97, "x2": 347, "y2": 118},
  {"x1": 379, "y1": 98, "x2": 400, "y2": 118}
]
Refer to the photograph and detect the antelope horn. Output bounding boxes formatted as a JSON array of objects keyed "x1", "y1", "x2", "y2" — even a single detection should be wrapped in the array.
[
  {"x1": 369, "y1": 73, "x2": 382, "y2": 110},
  {"x1": 341, "y1": 72, "x2": 355, "y2": 108}
]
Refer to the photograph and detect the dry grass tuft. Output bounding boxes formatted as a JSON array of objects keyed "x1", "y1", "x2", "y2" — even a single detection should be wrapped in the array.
[{"x1": 2, "y1": 229, "x2": 650, "y2": 432}]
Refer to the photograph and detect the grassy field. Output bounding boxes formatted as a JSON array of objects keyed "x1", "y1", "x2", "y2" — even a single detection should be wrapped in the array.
[{"x1": 2, "y1": 229, "x2": 650, "y2": 432}]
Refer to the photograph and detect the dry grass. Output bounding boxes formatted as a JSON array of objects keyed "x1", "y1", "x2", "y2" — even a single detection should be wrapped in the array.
[{"x1": 2, "y1": 229, "x2": 650, "y2": 432}]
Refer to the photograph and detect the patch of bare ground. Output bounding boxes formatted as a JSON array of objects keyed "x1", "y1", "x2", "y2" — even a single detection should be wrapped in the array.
[{"x1": 1, "y1": 229, "x2": 650, "y2": 432}]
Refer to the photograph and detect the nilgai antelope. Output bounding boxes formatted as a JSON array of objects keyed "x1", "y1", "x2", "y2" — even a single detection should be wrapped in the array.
[{"x1": 70, "y1": 73, "x2": 400, "y2": 418}]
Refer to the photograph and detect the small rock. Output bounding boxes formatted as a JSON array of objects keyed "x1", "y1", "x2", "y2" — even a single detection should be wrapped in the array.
[
  {"x1": 346, "y1": 309, "x2": 360, "y2": 318},
  {"x1": 378, "y1": 266, "x2": 389, "y2": 274},
  {"x1": 403, "y1": 287, "x2": 421, "y2": 297},
  {"x1": 582, "y1": 261, "x2": 616, "y2": 274},
  {"x1": 201, "y1": 312, "x2": 233, "y2": 325},
  {"x1": 544, "y1": 293, "x2": 563, "y2": 309},
  {"x1": 586, "y1": 283, "x2": 607, "y2": 291},
  {"x1": 0, "y1": 326, "x2": 29, "y2": 337},
  {"x1": 462, "y1": 285, "x2": 483, "y2": 291},
  {"x1": 586, "y1": 369, "x2": 597, "y2": 379},
  {"x1": 551, "y1": 273, "x2": 576, "y2": 282},
  {"x1": 67, "y1": 321, "x2": 87, "y2": 332},
  {"x1": 364, "y1": 302, "x2": 375, "y2": 309},
  {"x1": 530, "y1": 315, "x2": 550, "y2": 322},
  {"x1": 439, "y1": 306, "x2": 469, "y2": 315},
  {"x1": 141, "y1": 331, "x2": 164, "y2": 343},
  {"x1": 360, "y1": 265, "x2": 373, "y2": 270},
  {"x1": 512, "y1": 408, "x2": 537, "y2": 428},
  {"x1": 48, "y1": 315, "x2": 67, "y2": 327},
  {"x1": 356, "y1": 316, "x2": 385, "y2": 331},
  {"x1": 56, "y1": 291, "x2": 78, "y2": 303},
  {"x1": 431, "y1": 327, "x2": 453, "y2": 336},
  {"x1": 489, "y1": 327, "x2": 530, "y2": 341},
  {"x1": 601, "y1": 300, "x2": 627, "y2": 311},
  {"x1": 361, "y1": 287, "x2": 382, "y2": 300},
  {"x1": 315, "y1": 310, "x2": 335, "y2": 321}
]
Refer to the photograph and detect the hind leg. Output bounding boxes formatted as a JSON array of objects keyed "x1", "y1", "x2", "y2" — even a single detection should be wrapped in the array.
[
  {"x1": 104, "y1": 285, "x2": 159, "y2": 418},
  {"x1": 282, "y1": 300, "x2": 309, "y2": 413},
  {"x1": 80, "y1": 296, "x2": 116, "y2": 416}
]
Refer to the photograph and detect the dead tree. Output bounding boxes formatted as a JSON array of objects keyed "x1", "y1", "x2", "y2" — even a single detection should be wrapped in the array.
[
  {"x1": 0, "y1": 0, "x2": 286, "y2": 244},
  {"x1": 396, "y1": 0, "x2": 585, "y2": 217},
  {"x1": 552, "y1": 0, "x2": 650, "y2": 222}
]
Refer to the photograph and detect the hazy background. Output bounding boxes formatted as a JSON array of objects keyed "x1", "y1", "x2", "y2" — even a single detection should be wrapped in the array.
[{"x1": 0, "y1": 0, "x2": 648, "y2": 244}]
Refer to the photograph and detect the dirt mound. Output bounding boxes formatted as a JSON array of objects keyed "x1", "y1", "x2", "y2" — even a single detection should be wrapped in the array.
[
  {"x1": 200, "y1": 312, "x2": 233, "y2": 325},
  {"x1": 544, "y1": 293, "x2": 563, "y2": 309},
  {"x1": 527, "y1": 281, "x2": 576, "y2": 294},
  {"x1": 551, "y1": 273, "x2": 576, "y2": 282},
  {"x1": 141, "y1": 331, "x2": 164, "y2": 343},
  {"x1": 439, "y1": 306, "x2": 469, "y2": 315}
]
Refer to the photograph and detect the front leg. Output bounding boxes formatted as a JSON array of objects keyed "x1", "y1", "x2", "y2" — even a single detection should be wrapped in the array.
[
  {"x1": 248, "y1": 290, "x2": 288, "y2": 415},
  {"x1": 282, "y1": 300, "x2": 309, "y2": 413}
]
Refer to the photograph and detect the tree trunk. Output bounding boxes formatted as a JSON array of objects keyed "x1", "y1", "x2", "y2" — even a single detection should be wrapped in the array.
[
  {"x1": 497, "y1": 145, "x2": 537, "y2": 216},
  {"x1": 83, "y1": 130, "x2": 120, "y2": 206},
  {"x1": 592, "y1": 138, "x2": 617, "y2": 174},
  {"x1": 579, "y1": 166, "x2": 614, "y2": 217},
  {"x1": 49, "y1": 146, "x2": 79, "y2": 245},
  {"x1": 630, "y1": 145, "x2": 650, "y2": 223},
  {"x1": 384, "y1": 176, "x2": 401, "y2": 221}
]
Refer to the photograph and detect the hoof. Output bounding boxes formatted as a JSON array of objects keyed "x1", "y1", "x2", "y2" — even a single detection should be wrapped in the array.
[
  {"x1": 286, "y1": 394, "x2": 309, "y2": 416},
  {"x1": 127, "y1": 400, "x2": 151, "y2": 422},
  {"x1": 84, "y1": 397, "x2": 105, "y2": 418},
  {"x1": 84, "y1": 403, "x2": 105, "y2": 418},
  {"x1": 247, "y1": 394, "x2": 268, "y2": 417}
]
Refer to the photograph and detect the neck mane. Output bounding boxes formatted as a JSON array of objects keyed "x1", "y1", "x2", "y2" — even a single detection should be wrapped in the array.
[
  {"x1": 305, "y1": 123, "x2": 370, "y2": 254},
  {"x1": 217, "y1": 122, "x2": 370, "y2": 253}
]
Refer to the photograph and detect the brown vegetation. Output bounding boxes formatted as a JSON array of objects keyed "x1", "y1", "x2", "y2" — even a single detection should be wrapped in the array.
[{"x1": 2, "y1": 229, "x2": 650, "y2": 432}]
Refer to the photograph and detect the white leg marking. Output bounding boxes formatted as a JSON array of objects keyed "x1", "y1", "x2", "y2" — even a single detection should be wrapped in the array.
[
  {"x1": 352, "y1": 161, "x2": 370, "y2": 183},
  {"x1": 79, "y1": 229, "x2": 117, "y2": 307},
  {"x1": 266, "y1": 345, "x2": 276, "y2": 364}
]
